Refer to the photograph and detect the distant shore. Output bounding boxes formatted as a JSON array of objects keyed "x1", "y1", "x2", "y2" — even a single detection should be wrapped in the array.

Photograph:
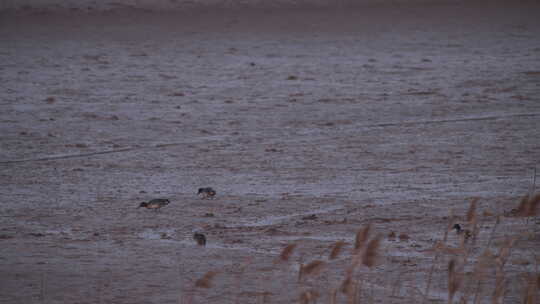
[{"x1": 0, "y1": 0, "x2": 490, "y2": 13}]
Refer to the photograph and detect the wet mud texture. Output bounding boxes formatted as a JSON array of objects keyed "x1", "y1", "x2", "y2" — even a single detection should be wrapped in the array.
[{"x1": 1, "y1": 2, "x2": 540, "y2": 304}]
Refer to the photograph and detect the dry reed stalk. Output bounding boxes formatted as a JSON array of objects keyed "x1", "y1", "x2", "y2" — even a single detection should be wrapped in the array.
[
  {"x1": 362, "y1": 235, "x2": 381, "y2": 267},
  {"x1": 297, "y1": 262, "x2": 304, "y2": 283},
  {"x1": 329, "y1": 288, "x2": 338, "y2": 304},
  {"x1": 533, "y1": 167, "x2": 537, "y2": 192},
  {"x1": 471, "y1": 217, "x2": 480, "y2": 244},
  {"x1": 352, "y1": 279, "x2": 362, "y2": 304},
  {"x1": 447, "y1": 259, "x2": 461, "y2": 304},
  {"x1": 496, "y1": 237, "x2": 516, "y2": 268},
  {"x1": 368, "y1": 279, "x2": 375, "y2": 304},
  {"x1": 468, "y1": 198, "x2": 481, "y2": 244},
  {"x1": 463, "y1": 216, "x2": 499, "y2": 304},
  {"x1": 444, "y1": 209, "x2": 456, "y2": 243},
  {"x1": 486, "y1": 216, "x2": 501, "y2": 248},
  {"x1": 234, "y1": 257, "x2": 253, "y2": 304},
  {"x1": 181, "y1": 292, "x2": 194, "y2": 304},
  {"x1": 475, "y1": 251, "x2": 495, "y2": 275},
  {"x1": 491, "y1": 272, "x2": 505, "y2": 304},
  {"x1": 423, "y1": 213, "x2": 455, "y2": 304},
  {"x1": 261, "y1": 292, "x2": 271, "y2": 304},
  {"x1": 194, "y1": 271, "x2": 218, "y2": 288},
  {"x1": 277, "y1": 243, "x2": 297, "y2": 262},
  {"x1": 350, "y1": 252, "x2": 363, "y2": 270},
  {"x1": 341, "y1": 274, "x2": 354, "y2": 294},
  {"x1": 341, "y1": 275, "x2": 360, "y2": 304},
  {"x1": 523, "y1": 273, "x2": 537, "y2": 304},
  {"x1": 391, "y1": 271, "x2": 406, "y2": 298},
  {"x1": 473, "y1": 237, "x2": 514, "y2": 304},
  {"x1": 329, "y1": 241, "x2": 346, "y2": 260},
  {"x1": 39, "y1": 273, "x2": 45, "y2": 304},
  {"x1": 355, "y1": 224, "x2": 371, "y2": 252},
  {"x1": 472, "y1": 251, "x2": 496, "y2": 304}
]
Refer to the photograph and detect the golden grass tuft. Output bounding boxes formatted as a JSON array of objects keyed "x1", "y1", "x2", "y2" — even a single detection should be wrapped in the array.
[
  {"x1": 355, "y1": 224, "x2": 371, "y2": 251},
  {"x1": 362, "y1": 235, "x2": 381, "y2": 267},
  {"x1": 329, "y1": 241, "x2": 346, "y2": 260},
  {"x1": 277, "y1": 243, "x2": 297, "y2": 262},
  {"x1": 195, "y1": 271, "x2": 218, "y2": 288}
]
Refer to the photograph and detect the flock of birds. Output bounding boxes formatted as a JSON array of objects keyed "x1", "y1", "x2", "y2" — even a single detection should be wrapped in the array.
[
  {"x1": 137, "y1": 187, "x2": 216, "y2": 246},
  {"x1": 137, "y1": 186, "x2": 472, "y2": 247}
]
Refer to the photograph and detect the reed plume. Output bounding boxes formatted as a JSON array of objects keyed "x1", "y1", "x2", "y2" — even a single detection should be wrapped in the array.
[
  {"x1": 329, "y1": 241, "x2": 346, "y2": 260},
  {"x1": 195, "y1": 271, "x2": 218, "y2": 288},
  {"x1": 526, "y1": 193, "x2": 540, "y2": 216},
  {"x1": 362, "y1": 235, "x2": 381, "y2": 267},
  {"x1": 467, "y1": 197, "x2": 479, "y2": 222},
  {"x1": 355, "y1": 224, "x2": 371, "y2": 251},
  {"x1": 515, "y1": 193, "x2": 539, "y2": 217},
  {"x1": 277, "y1": 243, "x2": 297, "y2": 262},
  {"x1": 301, "y1": 260, "x2": 325, "y2": 277}
]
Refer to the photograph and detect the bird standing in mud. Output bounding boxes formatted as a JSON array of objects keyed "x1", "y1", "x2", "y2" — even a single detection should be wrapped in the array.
[
  {"x1": 197, "y1": 187, "x2": 216, "y2": 199},
  {"x1": 138, "y1": 198, "x2": 170, "y2": 211},
  {"x1": 453, "y1": 224, "x2": 472, "y2": 241},
  {"x1": 193, "y1": 232, "x2": 207, "y2": 246}
]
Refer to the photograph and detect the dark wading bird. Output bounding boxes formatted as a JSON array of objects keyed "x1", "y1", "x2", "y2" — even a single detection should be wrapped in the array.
[
  {"x1": 193, "y1": 232, "x2": 207, "y2": 246},
  {"x1": 453, "y1": 224, "x2": 472, "y2": 241},
  {"x1": 197, "y1": 187, "x2": 216, "y2": 199},
  {"x1": 138, "y1": 198, "x2": 170, "y2": 211}
]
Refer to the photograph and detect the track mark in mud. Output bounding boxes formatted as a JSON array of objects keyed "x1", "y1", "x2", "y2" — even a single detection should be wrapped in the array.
[
  {"x1": 232, "y1": 205, "x2": 343, "y2": 228},
  {"x1": 275, "y1": 235, "x2": 353, "y2": 242},
  {"x1": 2, "y1": 112, "x2": 538, "y2": 165},
  {"x1": 0, "y1": 142, "x2": 200, "y2": 164},
  {"x1": 138, "y1": 229, "x2": 278, "y2": 255},
  {"x1": 0, "y1": 147, "x2": 137, "y2": 164},
  {"x1": 362, "y1": 112, "x2": 540, "y2": 129}
]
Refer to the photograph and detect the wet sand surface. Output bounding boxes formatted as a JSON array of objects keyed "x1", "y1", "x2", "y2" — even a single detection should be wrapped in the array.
[{"x1": 1, "y1": 3, "x2": 540, "y2": 303}]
